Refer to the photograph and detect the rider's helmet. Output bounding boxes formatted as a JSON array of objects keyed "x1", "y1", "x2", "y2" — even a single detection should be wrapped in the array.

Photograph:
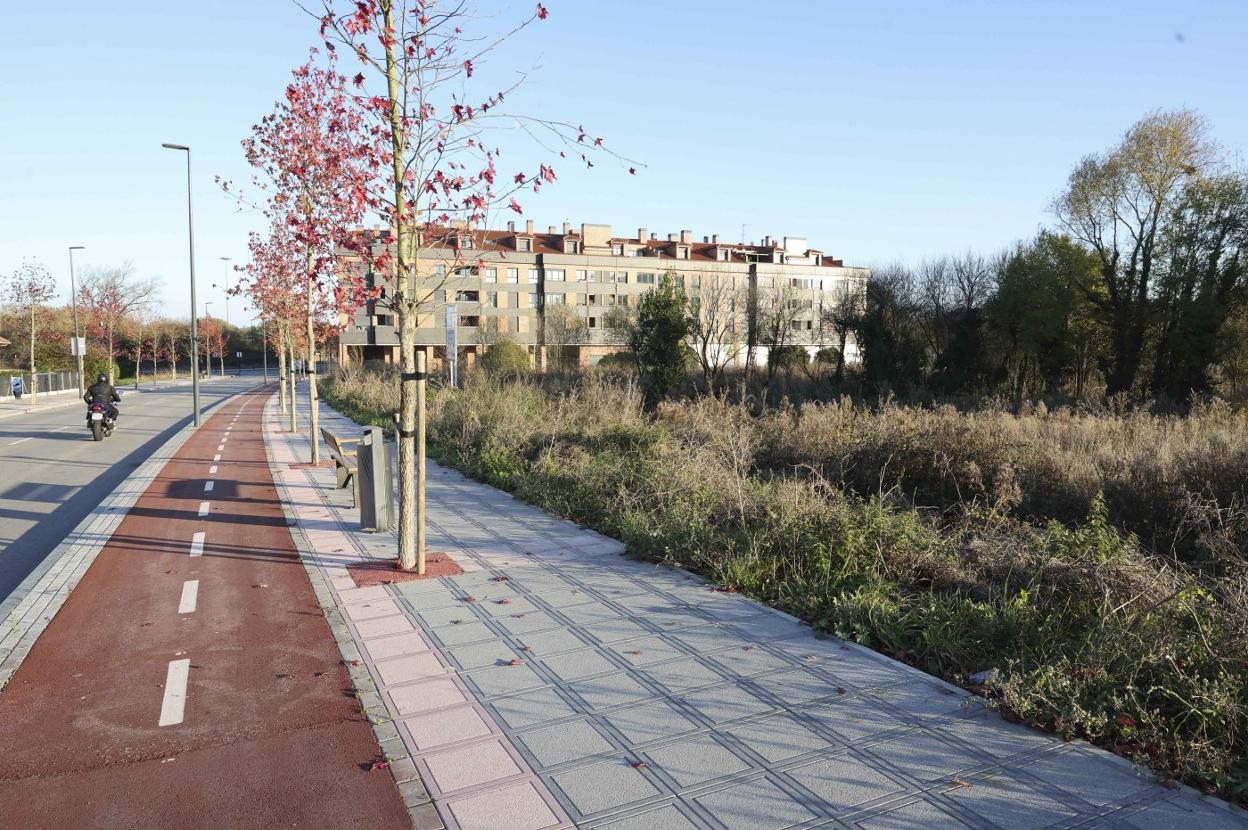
[{"x1": 97, "y1": 374, "x2": 107, "y2": 384}]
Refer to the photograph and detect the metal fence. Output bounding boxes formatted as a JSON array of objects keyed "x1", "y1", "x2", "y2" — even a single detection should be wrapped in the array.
[{"x1": 1, "y1": 371, "x2": 82, "y2": 400}]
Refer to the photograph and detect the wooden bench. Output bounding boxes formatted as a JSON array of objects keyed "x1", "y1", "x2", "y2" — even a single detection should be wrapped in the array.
[{"x1": 321, "y1": 427, "x2": 361, "y2": 505}]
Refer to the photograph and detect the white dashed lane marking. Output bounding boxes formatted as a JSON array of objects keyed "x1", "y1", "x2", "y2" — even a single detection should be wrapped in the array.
[
  {"x1": 213, "y1": 454, "x2": 221, "y2": 462},
  {"x1": 197, "y1": 501, "x2": 210, "y2": 517},
  {"x1": 158, "y1": 659, "x2": 191, "y2": 726},
  {"x1": 189, "y1": 532, "x2": 205, "y2": 557},
  {"x1": 204, "y1": 481, "x2": 214, "y2": 493},
  {"x1": 8, "y1": 437, "x2": 31, "y2": 446},
  {"x1": 178, "y1": 580, "x2": 199, "y2": 614},
  {"x1": 209, "y1": 466, "x2": 218, "y2": 475}
]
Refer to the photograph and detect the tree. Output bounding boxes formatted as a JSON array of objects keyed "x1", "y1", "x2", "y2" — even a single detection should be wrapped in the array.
[
  {"x1": 1151, "y1": 171, "x2": 1248, "y2": 402},
  {"x1": 851, "y1": 262, "x2": 926, "y2": 395},
  {"x1": 628, "y1": 273, "x2": 690, "y2": 407},
  {"x1": 3, "y1": 260, "x2": 58, "y2": 404},
  {"x1": 234, "y1": 55, "x2": 376, "y2": 464},
  {"x1": 77, "y1": 264, "x2": 158, "y2": 384},
  {"x1": 822, "y1": 277, "x2": 867, "y2": 386},
  {"x1": 687, "y1": 273, "x2": 745, "y2": 388},
  {"x1": 318, "y1": 0, "x2": 626, "y2": 571},
  {"x1": 1055, "y1": 109, "x2": 1218, "y2": 395},
  {"x1": 542, "y1": 302, "x2": 588, "y2": 370},
  {"x1": 479, "y1": 338, "x2": 529, "y2": 374},
  {"x1": 755, "y1": 279, "x2": 799, "y2": 380},
  {"x1": 239, "y1": 220, "x2": 307, "y2": 429}
]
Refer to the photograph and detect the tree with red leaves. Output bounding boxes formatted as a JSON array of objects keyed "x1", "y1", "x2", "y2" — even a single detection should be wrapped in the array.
[
  {"x1": 77, "y1": 264, "x2": 158, "y2": 385},
  {"x1": 3, "y1": 259, "x2": 58, "y2": 404},
  {"x1": 232, "y1": 54, "x2": 377, "y2": 463},
  {"x1": 318, "y1": 0, "x2": 629, "y2": 571}
]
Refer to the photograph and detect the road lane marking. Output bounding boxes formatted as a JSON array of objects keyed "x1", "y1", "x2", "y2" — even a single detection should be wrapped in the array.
[
  {"x1": 198, "y1": 501, "x2": 210, "y2": 517},
  {"x1": 52, "y1": 426, "x2": 71, "y2": 432},
  {"x1": 209, "y1": 465, "x2": 218, "y2": 475},
  {"x1": 7, "y1": 437, "x2": 31, "y2": 446},
  {"x1": 204, "y1": 481, "x2": 214, "y2": 493},
  {"x1": 189, "y1": 531, "x2": 205, "y2": 557},
  {"x1": 217, "y1": 444, "x2": 225, "y2": 451},
  {"x1": 158, "y1": 659, "x2": 191, "y2": 726},
  {"x1": 213, "y1": 453, "x2": 221, "y2": 462},
  {"x1": 178, "y1": 580, "x2": 199, "y2": 614}
]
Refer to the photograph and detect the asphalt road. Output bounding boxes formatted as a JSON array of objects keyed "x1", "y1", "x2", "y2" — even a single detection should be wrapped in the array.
[{"x1": 0, "y1": 374, "x2": 264, "y2": 617}]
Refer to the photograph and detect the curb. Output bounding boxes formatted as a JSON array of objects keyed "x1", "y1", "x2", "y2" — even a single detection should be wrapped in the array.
[{"x1": 0, "y1": 388, "x2": 243, "y2": 690}]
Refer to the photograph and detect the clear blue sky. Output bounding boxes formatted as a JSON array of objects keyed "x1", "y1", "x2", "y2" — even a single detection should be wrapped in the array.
[{"x1": 1, "y1": 1, "x2": 1243, "y2": 320}]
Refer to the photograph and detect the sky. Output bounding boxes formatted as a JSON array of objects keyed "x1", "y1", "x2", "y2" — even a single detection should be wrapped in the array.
[{"x1": 1, "y1": 0, "x2": 1244, "y2": 320}]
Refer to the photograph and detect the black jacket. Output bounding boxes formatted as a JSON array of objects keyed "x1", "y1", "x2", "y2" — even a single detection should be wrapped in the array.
[{"x1": 84, "y1": 380, "x2": 121, "y2": 405}]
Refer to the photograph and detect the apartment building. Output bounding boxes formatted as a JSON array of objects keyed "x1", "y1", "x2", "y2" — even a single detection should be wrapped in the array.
[{"x1": 337, "y1": 221, "x2": 869, "y2": 369}]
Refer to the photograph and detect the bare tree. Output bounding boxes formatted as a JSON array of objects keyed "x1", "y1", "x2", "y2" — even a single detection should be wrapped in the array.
[
  {"x1": 78, "y1": 264, "x2": 159, "y2": 383},
  {"x1": 821, "y1": 276, "x2": 867, "y2": 385},
  {"x1": 543, "y1": 302, "x2": 588, "y2": 371},
  {"x1": 754, "y1": 279, "x2": 800, "y2": 380},
  {"x1": 687, "y1": 273, "x2": 745, "y2": 388}
]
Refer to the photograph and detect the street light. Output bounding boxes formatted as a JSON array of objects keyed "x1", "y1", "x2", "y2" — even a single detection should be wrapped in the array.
[
  {"x1": 161, "y1": 142, "x2": 201, "y2": 426},
  {"x1": 68, "y1": 246, "x2": 85, "y2": 396},
  {"x1": 216, "y1": 256, "x2": 231, "y2": 376},
  {"x1": 204, "y1": 302, "x2": 215, "y2": 378}
]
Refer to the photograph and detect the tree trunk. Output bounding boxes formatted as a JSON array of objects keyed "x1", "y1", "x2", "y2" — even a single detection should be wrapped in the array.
[
  {"x1": 305, "y1": 272, "x2": 320, "y2": 465},
  {"x1": 287, "y1": 336, "x2": 297, "y2": 433},
  {"x1": 29, "y1": 304, "x2": 37, "y2": 405},
  {"x1": 277, "y1": 326, "x2": 288, "y2": 416}
]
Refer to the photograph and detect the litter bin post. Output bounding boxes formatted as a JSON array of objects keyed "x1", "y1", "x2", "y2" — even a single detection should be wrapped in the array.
[{"x1": 358, "y1": 425, "x2": 394, "y2": 533}]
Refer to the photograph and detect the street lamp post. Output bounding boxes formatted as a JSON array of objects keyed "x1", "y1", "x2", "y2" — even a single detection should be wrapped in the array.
[
  {"x1": 216, "y1": 256, "x2": 231, "y2": 377},
  {"x1": 204, "y1": 302, "x2": 215, "y2": 378},
  {"x1": 161, "y1": 142, "x2": 201, "y2": 427},
  {"x1": 68, "y1": 246, "x2": 86, "y2": 396}
]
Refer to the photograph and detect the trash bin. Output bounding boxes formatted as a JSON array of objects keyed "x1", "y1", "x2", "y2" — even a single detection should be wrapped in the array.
[
  {"x1": 10, "y1": 377, "x2": 23, "y2": 400},
  {"x1": 358, "y1": 425, "x2": 394, "y2": 532}
]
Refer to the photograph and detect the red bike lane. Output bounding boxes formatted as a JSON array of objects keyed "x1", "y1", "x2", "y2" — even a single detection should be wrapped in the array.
[{"x1": 0, "y1": 389, "x2": 410, "y2": 828}]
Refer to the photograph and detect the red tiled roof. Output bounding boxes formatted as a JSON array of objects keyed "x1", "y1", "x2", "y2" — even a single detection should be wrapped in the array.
[{"x1": 347, "y1": 226, "x2": 846, "y2": 268}]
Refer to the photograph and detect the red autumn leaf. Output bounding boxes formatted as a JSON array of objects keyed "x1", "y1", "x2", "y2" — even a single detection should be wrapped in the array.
[
  {"x1": 463, "y1": 59, "x2": 473, "y2": 77},
  {"x1": 536, "y1": 3, "x2": 548, "y2": 19},
  {"x1": 508, "y1": 197, "x2": 522, "y2": 214}
]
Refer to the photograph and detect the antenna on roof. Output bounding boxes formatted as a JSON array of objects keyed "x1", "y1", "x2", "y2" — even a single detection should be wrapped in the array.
[{"x1": 740, "y1": 223, "x2": 749, "y2": 245}]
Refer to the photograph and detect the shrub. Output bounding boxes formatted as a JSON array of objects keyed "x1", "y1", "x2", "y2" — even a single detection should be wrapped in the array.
[{"x1": 479, "y1": 339, "x2": 530, "y2": 374}]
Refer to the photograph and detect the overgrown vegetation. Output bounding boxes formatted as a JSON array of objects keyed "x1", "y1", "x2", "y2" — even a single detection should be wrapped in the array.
[{"x1": 324, "y1": 364, "x2": 1248, "y2": 804}]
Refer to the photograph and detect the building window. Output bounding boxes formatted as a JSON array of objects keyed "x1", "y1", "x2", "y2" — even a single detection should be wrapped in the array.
[
  {"x1": 806, "y1": 320, "x2": 813, "y2": 330},
  {"x1": 546, "y1": 293, "x2": 566, "y2": 305},
  {"x1": 588, "y1": 317, "x2": 597, "y2": 328},
  {"x1": 636, "y1": 272, "x2": 656, "y2": 285},
  {"x1": 546, "y1": 268, "x2": 566, "y2": 281},
  {"x1": 612, "y1": 244, "x2": 624, "y2": 256},
  {"x1": 677, "y1": 246, "x2": 689, "y2": 259},
  {"x1": 460, "y1": 237, "x2": 473, "y2": 249},
  {"x1": 460, "y1": 315, "x2": 480, "y2": 327},
  {"x1": 527, "y1": 292, "x2": 540, "y2": 308},
  {"x1": 618, "y1": 295, "x2": 630, "y2": 307},
  {"x1": 518, "y1": 238, "x2": 531, "y2": 252},
  {"x1": 454, "y1": 265, "x2": 477, "y2": 277},
  {"x1": 456, "y1": 290, "x2": 479, "y2": 302},
  {"x1": 483, "y1": 267, "x2": 497, "y2": 283},
  {"x1": 790, "y1": 320, "x2": 802, "y2": 331},
  {"x1": 587, "y1": 294, "x2": 598, "y2": 305},
  {"x1": 527, "y1": 268, "x2": 540, "y2": 284},
  {"x1": 506, "y1": 267, "x2": 518, "y2": 284},
  {"x1": 565, "y1": 241, "x2": 579, "y2": 254},
  {"x1": 615, "y1": 272, "x2": 628, "y2": 283},
  {"x1": 690, "y1": 275, "x2": 701, "y2": 289},
  {"x1": 509, "y1": 317, "x2": 520, "y2": 333},
  {"x1": 488, "y1": 292, "x2": 499, "y2": 308},
  {"x1": 575, "y1": 269, "x2": 588, "y2": 281},
  {"x1": 433, "y1": 264, "x2": 446, "y2": 277}
]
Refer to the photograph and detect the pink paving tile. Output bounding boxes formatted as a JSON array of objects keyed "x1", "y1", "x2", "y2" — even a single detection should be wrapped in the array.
[
  {"x1": 354, "y1": 614, "x2": 417, "y2": 639},
  {"x1": 363, "y1": 631, "x2": 433, "y2": 661},
  {"x1": 422, "y1": 739, "x2": 523, "y2": 796},
  {"x1": 389, "y1": 676, "x2": 468, "y2": 715},
  {"x1": 375, "y1": 651, "x2": 447, "y2": 685},
  {"x1": 337, "y1": 585, "x2": 392, "y2": 605},
  {"x1": 443, "y1": 781, "x2": 566, "y2": 830},
  {"x1": 403, "y1": 705, "x2": 495, "y2": 752},
  {"x1": 344, "y1": 598, "x2": 402, "y2": 621}
]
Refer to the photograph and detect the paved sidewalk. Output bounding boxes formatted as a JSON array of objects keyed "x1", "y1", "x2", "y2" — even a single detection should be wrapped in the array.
[{"x1": 269, "y1": 391, "x2": 1248, "y2": 830}]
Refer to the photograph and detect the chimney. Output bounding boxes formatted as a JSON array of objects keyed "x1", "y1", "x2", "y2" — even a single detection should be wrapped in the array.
[
  {"x1": 667, "y1": 233, "x2": 677, "y2": 242},
  {"x1": 680, "y1": 230, "x2": 693, "y2": 244},
  {"x1": 763, "y1": 235, "x2": 773, "y2": 247},
  {"x1": 548, "y1": 225, "x2": 557, "y2": 234},
  {"x1": 637, "y1": 227, "x2": 647, "y2": 244},
  {"x1": 702, "y1": 236, "x2": 709, "y2": 243},
  {"x1": 562, "y1": 221, "x2": 571, "y2": 234},
  {"x1": 650, "y1": 233, "x2": 657, "y2": 240},
  {"x1": 507, "y1": 220, "x2": 515, "y2": 233},
  {"x1": 525, "y1": 220, "x2": 534, "y2": 234},
  {"x1": 712, "y1": 234, "x2": 720, "y2": 244}
]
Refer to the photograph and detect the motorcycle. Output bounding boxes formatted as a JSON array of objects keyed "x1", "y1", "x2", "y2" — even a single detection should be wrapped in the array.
[{"x1": 87, "y1": 402, "x2": 116, "y2": 441}]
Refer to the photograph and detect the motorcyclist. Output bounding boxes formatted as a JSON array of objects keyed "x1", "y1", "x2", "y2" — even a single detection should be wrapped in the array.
[{"x1": 84, "y1": 373, "x2": 121, "y2": 421}]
